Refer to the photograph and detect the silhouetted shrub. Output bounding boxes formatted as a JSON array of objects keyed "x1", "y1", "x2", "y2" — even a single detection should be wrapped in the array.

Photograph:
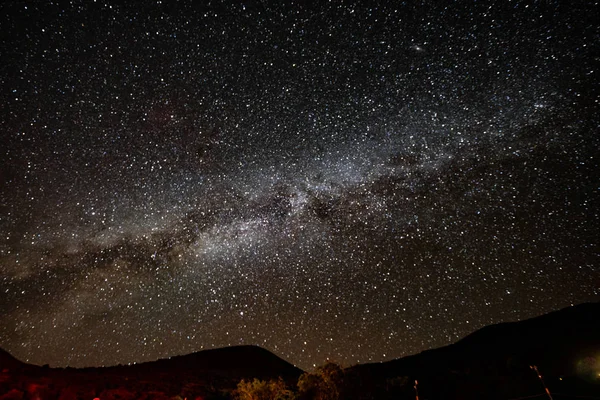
[
  {"x1": 297, "y1": 362, "x2": 343, "y2": 400},
  {"x1": 234, "y1": 377, "x2": 295, "y2": 400}
]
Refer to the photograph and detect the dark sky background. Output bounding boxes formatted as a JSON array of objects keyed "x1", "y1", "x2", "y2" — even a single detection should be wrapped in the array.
[{"x1": 0, "y1": 0, "x2": 598, "y2": 370}]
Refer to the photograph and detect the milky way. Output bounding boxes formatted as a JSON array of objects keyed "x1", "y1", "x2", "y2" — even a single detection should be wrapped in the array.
[{"x1": 1, "y1": 1, "x2": 598, "y2": 369}]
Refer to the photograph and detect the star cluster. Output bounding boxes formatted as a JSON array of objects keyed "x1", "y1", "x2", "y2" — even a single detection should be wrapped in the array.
[{"x1": 0, "y1": 1, "x2": 598, "y2": 369}]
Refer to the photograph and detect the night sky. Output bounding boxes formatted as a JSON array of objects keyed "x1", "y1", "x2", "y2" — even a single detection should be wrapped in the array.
[{"x1": 1, "y1": 1, "x2": 598, "y2": 370}]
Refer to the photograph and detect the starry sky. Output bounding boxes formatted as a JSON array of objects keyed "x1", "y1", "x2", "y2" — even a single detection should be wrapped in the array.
[{"x1": 0, "y1": 1, "x2": 598, "y2": 370}]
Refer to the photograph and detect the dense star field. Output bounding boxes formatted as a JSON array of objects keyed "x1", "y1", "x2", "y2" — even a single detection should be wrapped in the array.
[{"x1": 0, "y1": 1, "x2": 598, "y2": 370}]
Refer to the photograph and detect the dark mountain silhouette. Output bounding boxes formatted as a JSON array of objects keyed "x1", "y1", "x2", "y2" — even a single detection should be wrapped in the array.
[
  {"x1": 0, "y1": 347, "x2": 26, "y2": 371},
  {"x1": 0, "y1": 302, "x2": 598, "y2": 399},
  {"x1": 345, "y1": 302, "x2": 600, "y2": 399},
  {"x1": 116, "y1": 345, "x2": 302, "y2": 379},
  {"x1": 0, "y1": 345, "x2": 302, "y2": 399},
  {"x1": 352, "y1": 302, "x2": 599, "y2": 375}
]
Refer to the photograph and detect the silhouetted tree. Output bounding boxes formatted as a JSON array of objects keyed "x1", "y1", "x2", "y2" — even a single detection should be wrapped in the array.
[
  {"x1": 297, "y1": 362, "x2": 343, "y2": 400},
  {"x1": 234, "y1": 377, "x2": 295, "y2": 400}
]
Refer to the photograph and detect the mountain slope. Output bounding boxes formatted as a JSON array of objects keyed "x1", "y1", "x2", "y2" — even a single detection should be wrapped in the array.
[
  {"x1": 345, "y1": 302, "x2": 600, "y2": 399},
  {"x1": 352, "y1": 302, "x2": 600, "y2": 377},
  {"x1": 0, "y1": 345, "x2": 302, "y2": 399},
  {"x1": 114, "y1": 344, "x2": 303, "y2": 379},
  {"x1": 0, "y1": 347, "x2": 27, "y2": 370}
]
